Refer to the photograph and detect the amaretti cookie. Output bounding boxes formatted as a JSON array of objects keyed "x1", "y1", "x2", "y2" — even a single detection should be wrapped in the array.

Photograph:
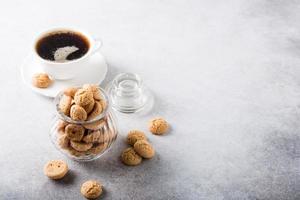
[
  {"x1": 32, "y1": 73, "x2": 52, "y2": 88},
  {"x1": 59, "y1": 95, "x2": 73, "y2": 116},
  {"x1": 82, "y1": 130, "x2": 109, "y2": 143},
  {"x1": 82, "y1": 98, "x2": 95, "y2": 114},
  {"x1": 58, "y1": 134, "x2": 70, "y2": 149},
  {"x1": 83, "y1": 84, "x2": 102, "y2": 100},
  {"x1": 70, "y1": 140, "x2": 93, "y2": 152},
  {"x1": 88, "y1": 142, "x2": 108, "y2": 155},
  {"x1": 127, "y1": 130, "x2": 147, "y2": 146},
  {"x1": 57, "y1": 120, "x2": 68, "y2": 134},
  {"x1": 87, "y1": 101, "x2": 103, "y2": 121},
  {"x1": 149, "y1": 117, "x2": 169, "y2": 135},
  {"x1": 74, "y1": 88, "x2": 94, "y2": 107},
  {"x1": 44, "y1": 160, "x2": 68, "y2": 180},
  {"x1": 65, "y1": 124, "x2": 85, "y2": 141},
  {"x1": 133, "y1": 140, "x2": 155, "y2": 159},
  {"x1": 121, "y1": 147, "x2": 142, "y2": 166},
  {"x1": 66, "y1": 147, "x2": 86, "y2": 157},
  {"x1": 81, "y1": 180, "x2": 103, "y2": 199},
  {"x1": 70, "y1": 105, "x2": 87, "y2": 121},
  {"x1": 83, "y1": 119, "x2": 106, "y2": 130}
]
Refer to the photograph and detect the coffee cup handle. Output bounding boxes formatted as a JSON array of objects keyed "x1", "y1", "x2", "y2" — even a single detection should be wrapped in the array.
[{"x1": 91, "y1": 38, "x2": 103, "y2": 54}]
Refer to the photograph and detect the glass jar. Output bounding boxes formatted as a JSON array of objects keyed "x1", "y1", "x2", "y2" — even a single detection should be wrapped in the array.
[{"x1": 50, "y1": 87, "x2": 118, "y2": 162}]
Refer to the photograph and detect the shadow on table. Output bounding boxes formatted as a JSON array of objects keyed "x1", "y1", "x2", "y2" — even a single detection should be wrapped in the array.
[
  {"x1": 77, "y1": 143, "x2": 174, "y2": 189},
  {"x1": 101, "y1": 63, "x2": 169, "y2": 116},
  {"x1": 51, "y1": 169, "x2": 76, "y2": 186}
]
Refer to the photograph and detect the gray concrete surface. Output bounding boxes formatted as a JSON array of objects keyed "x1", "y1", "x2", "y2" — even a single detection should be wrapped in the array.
[{"x1": 0, "y1": 0, "x2": 299, "y2": 199}]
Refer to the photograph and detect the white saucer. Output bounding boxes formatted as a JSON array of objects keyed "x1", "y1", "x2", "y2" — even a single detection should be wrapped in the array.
[{"x1": 20, "y1": 52, "x2": 108, "y2": 98}]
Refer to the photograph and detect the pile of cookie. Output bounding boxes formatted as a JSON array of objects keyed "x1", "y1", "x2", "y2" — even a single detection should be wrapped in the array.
[
  {"x1": 56, "y1": 84, "x2": 115, "y2": 158},
  {"x1": 121, "y1": 117, "x2": 169, "y2": 166},
  {"x1": 59, "y1": 84, "x2": 106, "y2": 121}
]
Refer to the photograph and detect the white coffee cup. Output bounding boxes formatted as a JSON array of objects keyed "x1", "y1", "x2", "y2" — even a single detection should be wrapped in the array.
[{"x1": 33, "y1": 27, "x2": 102, "y2": 80}]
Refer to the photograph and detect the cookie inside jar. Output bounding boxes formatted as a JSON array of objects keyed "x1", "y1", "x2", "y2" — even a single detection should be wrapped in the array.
[{"x1": 52, "y1": 84, "x2": 118, "y2": 161}]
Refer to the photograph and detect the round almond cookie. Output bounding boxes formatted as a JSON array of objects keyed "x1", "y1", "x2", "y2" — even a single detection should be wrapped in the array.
[
  {"x1": 44, "y1": 160, "x2": 68, "y2": 180},
  {"x1": 121, "y1": 147, "x2": 142, "y2": 166},
  {"x1": 82, "y1": 98, "x2": 95, "y2": 114},
  {"x1": 149, "y1": 117, "x2": 169, "y2": 135},
  {"x1": 65, "y1": 124, "x2": 85, "y2": 141},
  {"x1": 83, "y1": 84, "x2": 102, "y2": 100},
  {"x1": 57, "y1": 120, "x2": 68, "y2": 135},
  {"x1": 70, "y1": 140, "x2": 93, "y2": 152},
  {"x1": 87, "y1": 142, "x2": 108, "y2": 155},
  {"x1": 63, "y1": 87, "x2": 78, "y2": 98},
  {"x1": 59, "y1": 95, "x2": 73, "y2": 116},
  {"x1": 133, "y1": 140, "x2": 155, "y2": 159},
  {"x1": 83, "y1": 119, "x2": 106, "y2": 130},
  {"x1": 98, "y1": 99, "x2": 107, "y2": 110},
  {"x1": 70, "y1": 105, "x2": 87, "y2": 121},
  {"x1": 127, "y1": 130, "x2": 147, "y2": 146},
  {"x1": 81, "y1": 180, "x2": 103, "y2": 199},
  {"x1": 82, "y1": 130, "x2": 109, "y2": 143},
  {"x1": 66, "y1": 147, "x2": 86, "y2": 157},
  {"x1": 83, "y1": 84, "x2": 101, "y2": 100},
  {"x1": 58, "y1": 134, "x2": 70, "y2": 149},
  {"x1": 87, "y1": 101, "x2": 103, "y2": 121},
  {"x1": 32, "y1": 73, "x2": 52, "y2": 88},
  {"x1": 74, "y1": 88, "x2": 94, "y2": 107}
]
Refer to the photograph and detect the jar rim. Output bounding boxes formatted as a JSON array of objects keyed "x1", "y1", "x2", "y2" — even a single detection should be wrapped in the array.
[{"x1": 54, "y1": 86, "x2": 110, "y2": 124}]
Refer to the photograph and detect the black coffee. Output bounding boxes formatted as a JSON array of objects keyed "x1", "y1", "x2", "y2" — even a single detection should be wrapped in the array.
[{"x1": 36, "y1": 31, "x2": 89, "y2": 62}]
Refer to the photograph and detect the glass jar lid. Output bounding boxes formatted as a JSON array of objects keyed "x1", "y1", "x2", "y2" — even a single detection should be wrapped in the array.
[{"x1": 106, "y1": 73, "x2": 153, "y2": 113}]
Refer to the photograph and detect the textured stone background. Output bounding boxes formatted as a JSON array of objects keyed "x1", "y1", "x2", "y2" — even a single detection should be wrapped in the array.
[{"x1": 0, "y1": 0, "x2": 299, "y2": 199}]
